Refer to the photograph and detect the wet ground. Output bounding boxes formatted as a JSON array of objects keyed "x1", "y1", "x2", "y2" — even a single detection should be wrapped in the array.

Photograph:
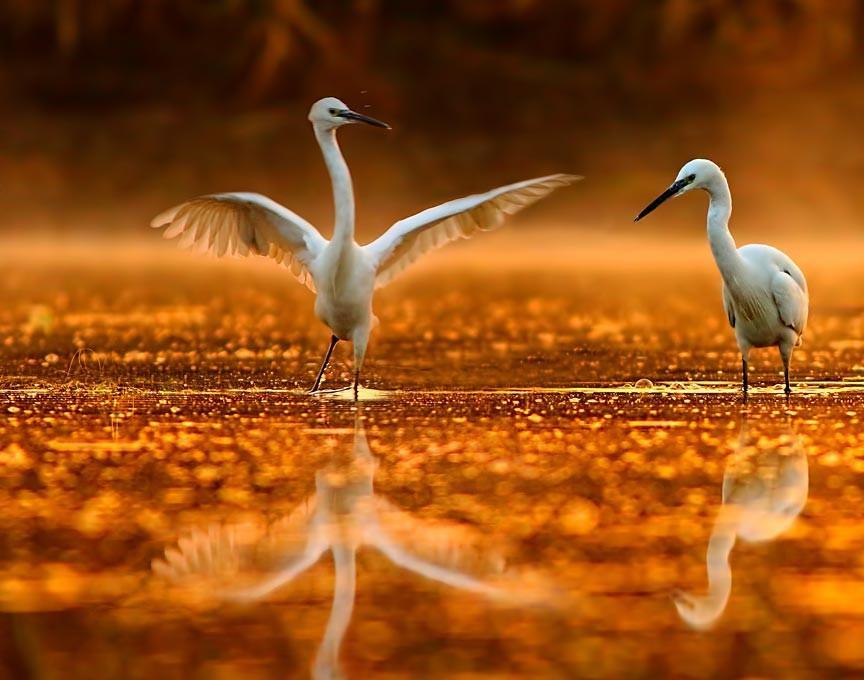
[{"x1": 0, "y1": 239, "x2": 863, "y2": 678}]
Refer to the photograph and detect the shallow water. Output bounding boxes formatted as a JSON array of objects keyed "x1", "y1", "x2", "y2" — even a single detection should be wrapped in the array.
[{"x1": 0, "y1": 243, "x2": 863, "y2": 678}]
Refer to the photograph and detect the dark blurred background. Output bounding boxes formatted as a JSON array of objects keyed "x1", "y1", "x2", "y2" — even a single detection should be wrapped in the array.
[{"x1": 1, "y1": 0, "x2": 864, "y2": 240}]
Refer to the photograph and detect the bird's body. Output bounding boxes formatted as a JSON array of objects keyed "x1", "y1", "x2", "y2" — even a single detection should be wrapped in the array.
[
  {"x1": 722, "y1": 243, "x2": 806, "y2": 356},
  {"x1": 313, "y1": 242, "x2": 375, "y2": 340},
  {"x1": 636, "y1": 159, "x2": 808, "y2": 395},
  {"x1": 153, "y1": 97, "x2": 578, "y2": 397}
]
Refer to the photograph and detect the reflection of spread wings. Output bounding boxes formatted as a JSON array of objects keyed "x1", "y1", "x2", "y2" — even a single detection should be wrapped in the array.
[
  {"x1": 152, "y1": 496, "x2": 322, "y2": 599},
  {"x1": 153, "y1": 414, "x2": 552, "y2": 680},
  {"x1": 369, "y1": 498, "x2": 506, "y2": 591}
]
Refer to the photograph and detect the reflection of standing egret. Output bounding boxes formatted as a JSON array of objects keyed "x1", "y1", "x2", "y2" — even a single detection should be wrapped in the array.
[
  {"x1": 153, "y1": 97, "x2": 579, "y2": 399},
  {"x1": 673, "y1": 418, "x2": 808, "y2": 629},
  {"x1": 635, "y1": 159, "x2": 808, "y2": 396},
  {"x1": 153, "y1": 414, "x2": 532, "y2": 679}
]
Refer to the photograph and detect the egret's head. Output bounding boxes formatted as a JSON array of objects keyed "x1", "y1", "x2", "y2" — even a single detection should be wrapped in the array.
[
  {"x1": 307, "y1": 97, "x2": 390, "y2": 132},
  {"x1": 634, "y1": 158, "x2": 724, "y2": 222}
]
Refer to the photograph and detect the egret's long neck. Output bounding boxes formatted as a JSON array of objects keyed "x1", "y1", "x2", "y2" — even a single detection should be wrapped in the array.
[
  {"x1": 705, "y1": 174, "x2": 742, "y2": 281},
  {"x1": 315, "y1": 127, "x2": 355, "y2": 246},
  {"x1": 674, "y1": 506, "x2": 737, "y2": 629}
]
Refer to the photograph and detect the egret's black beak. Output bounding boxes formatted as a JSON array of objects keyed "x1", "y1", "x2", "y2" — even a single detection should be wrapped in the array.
[
  {"x1": 634, "y1": 177, "x2": 692, "y2": 222},
  {"x1": 338, "y1": 109, "x2": 390, "y2": 129}
]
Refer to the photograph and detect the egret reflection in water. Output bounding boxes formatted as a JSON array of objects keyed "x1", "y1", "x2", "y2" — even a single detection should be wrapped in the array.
[
  {"x1": 153, "y1": 412, "x2": 541, "y2": 678},
  {"x1": 673, "y1": 417, "x2": 809, "y2": 629}
]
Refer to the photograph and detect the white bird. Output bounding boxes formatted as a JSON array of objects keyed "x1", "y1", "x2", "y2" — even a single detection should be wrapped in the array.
[
  {"x1": 673, "y1": 418, "x2": 808, "y2": 629},
  {"x1": 152, "y1": 97, "x2": 579, "y2": 398},
  {"x1": 635, "y1": 159, "x2": 808, "y2": 396}
]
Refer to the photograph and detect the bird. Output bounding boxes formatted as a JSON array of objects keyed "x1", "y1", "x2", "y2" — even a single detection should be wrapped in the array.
[
  {"x1": 152, "y1": 413, "x2": 527, "y2": 679},
  {"x1": 152, "y1": 97, "x2": 580, "y2": 399},
  {"x1": 634, "y1": 159, "x2": 808, "y2": 396},
  {"x1": 673, "y1": 418, "x2": 808, "y2": 629}
]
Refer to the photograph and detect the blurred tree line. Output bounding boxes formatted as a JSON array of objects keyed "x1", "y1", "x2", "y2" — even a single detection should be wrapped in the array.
[{"x1": 0, "y1": 0, "x2": 861, "y2": 109}]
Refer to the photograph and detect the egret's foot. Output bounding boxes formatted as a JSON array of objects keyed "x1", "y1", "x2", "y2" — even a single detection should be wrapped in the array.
[
  {"x1": 310, "y1": 385, "x2": 352, "y2": 396},
  {"x1": 307, "y1": 384, "x2": 339, "y2": 395},
  {"x1": 309, "y1": 385, "x2": 390, "y2": 401}
]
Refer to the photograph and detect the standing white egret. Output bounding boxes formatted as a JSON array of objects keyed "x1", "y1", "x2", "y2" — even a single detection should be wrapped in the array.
[
  {"x1": 152, "y1": 97, "x2": 579, "y2": 398},
  {"x1": 635, "y1": 159, "x2": 808, "y2": 396}
]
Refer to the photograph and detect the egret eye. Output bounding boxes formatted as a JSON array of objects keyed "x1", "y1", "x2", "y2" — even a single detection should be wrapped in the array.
[
  {"x1": 686, "y1": 173, "x2": 696, "y2": 182},
  {"x1": 328, "y1": 108, "x2": 339, "y2": 116}
]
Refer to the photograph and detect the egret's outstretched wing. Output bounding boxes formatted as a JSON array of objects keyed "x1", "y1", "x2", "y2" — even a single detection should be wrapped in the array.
[
  {"x1": 364, "y1": 174, "x2": 580, "y2": 288},
  {"x1": 771, "y1": 270, "x2": 808, "y2": 335},
  {"x1": 152, "y1": 192, "x2": 327, "y2": 291}
]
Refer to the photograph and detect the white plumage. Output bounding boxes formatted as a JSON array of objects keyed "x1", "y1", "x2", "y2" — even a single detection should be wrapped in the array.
[
  {"x1": 153, "y1": 192, "x2": 326, "y2": 290},
  {"x1": 636, "y1": 159, "x2": 809, "y2": 395},
  {"x1": 153, "y1": 97, "x2": 579, "y2": 397},
  {"x1": 368, "y1": 173, "x2": 577, "y2": 288}
]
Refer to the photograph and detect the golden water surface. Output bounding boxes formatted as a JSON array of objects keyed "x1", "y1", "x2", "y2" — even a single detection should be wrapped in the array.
[{"x1": 0, "y1": 239, "x2": 862, "y2": 678}]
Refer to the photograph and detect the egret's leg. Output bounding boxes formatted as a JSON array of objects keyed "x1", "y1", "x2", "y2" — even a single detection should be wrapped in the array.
[
  {"x1": 309, "y1": 335, "x2": 339, "y2": 394},
  {"x1": 741, "y1": 358, "x2": 748, "y2": 395},
  {"x1": 352, "y1": 329, "x2": 370, "y2": 402},
  {"x1": 780, "y1": 347, "x2": 793, "y2": 396},
  {"x1": 313, "y1": 544, "x2": 356, "y2": 680}
]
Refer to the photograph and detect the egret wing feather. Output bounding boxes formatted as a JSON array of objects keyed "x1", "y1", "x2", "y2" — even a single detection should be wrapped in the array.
[
  {"x1": 152, "y1": 192, "x2": 327, "y2": 292},
  {"x1": 771, "y1": 270, "x2": 808, "y2": 336},
  {"x1": 365, "y1": 174, "x2": 580, "y2": 288},
  {"x1": 722, "y1": 284, "x2": 736, "y2": 328}
]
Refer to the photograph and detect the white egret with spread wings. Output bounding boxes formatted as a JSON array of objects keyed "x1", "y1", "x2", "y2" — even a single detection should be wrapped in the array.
[
  {"x1": 635, "y1": 159, "x2": 808, "y2": 396},
  {"x1": 152, "y1": 97, "x2": 579, "y2": 398}
]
